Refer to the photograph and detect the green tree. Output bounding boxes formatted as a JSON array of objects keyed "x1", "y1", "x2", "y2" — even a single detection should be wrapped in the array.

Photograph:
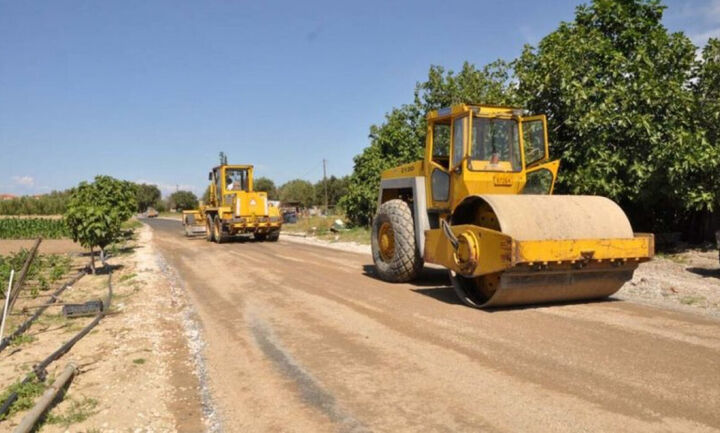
[
  {"x1": 254, "y1": 177, "x2": 278, "y2": 200},
  {"x1": 341, "y1": 61, "x2": 516, "y2": 226},
  {"x1": 63, "y1": 175, "x2": 137, "y2": 273},
  {"x1": 692, "y1": 38, "x2": 720, "y2": 238},
  {"x1": 315, "y1": 175, "x2": 349, "y2": 209},
  {"x1": 134, "y1": 183, "x2": 161, "y2": 212},
  {"x1": 0, "y1": 190, "x2": 72, "y2": 215},
  {"x1": 514, "y1": 0, "x2": 719, "y2": 233},
  {"x1": 279, "y1": 179, "x2": 315, "y2": 208},
  {"x1": 168, "y1": 190, "x2": 198, "y2": 211}
]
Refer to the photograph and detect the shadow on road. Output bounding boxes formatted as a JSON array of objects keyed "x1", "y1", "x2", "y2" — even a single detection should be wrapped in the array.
[
  {"x1": 686, "y1": 266, "x2": 720, "y2": 279},
  {"x1": 361, "y1": 264, "x2": 450, "y2": 287}
]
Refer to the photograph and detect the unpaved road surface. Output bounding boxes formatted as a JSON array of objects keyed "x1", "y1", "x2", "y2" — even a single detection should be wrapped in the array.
[{"x1": 146, "y1": 218, "x2": 720, "y2": 433}]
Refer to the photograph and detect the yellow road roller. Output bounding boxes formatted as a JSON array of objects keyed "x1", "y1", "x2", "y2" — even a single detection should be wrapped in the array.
[{"x1": 371, "y1": 104, "x2": 654, "y2": 308}]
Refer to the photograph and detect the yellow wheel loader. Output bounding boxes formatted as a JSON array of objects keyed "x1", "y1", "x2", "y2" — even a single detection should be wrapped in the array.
[
  {"x1": 371, "y1": 104, "x2": 654, "y2": 308},
  {"x1": 183, "y1": 163, "x2": 282, "y2": 242}
]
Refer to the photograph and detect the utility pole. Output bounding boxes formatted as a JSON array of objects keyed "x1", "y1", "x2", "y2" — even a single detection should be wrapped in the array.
[{"x1": 323, "y1": 159, "x2": 328, "y2": 215}]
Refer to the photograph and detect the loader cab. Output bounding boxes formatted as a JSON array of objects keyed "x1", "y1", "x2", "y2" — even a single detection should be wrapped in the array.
[
  {"x1": 425, "y1": 104, "x2": 559, "y2": 210},
  {"x1": 209, "y1": 164, "x2": 254, "y2": 207}
]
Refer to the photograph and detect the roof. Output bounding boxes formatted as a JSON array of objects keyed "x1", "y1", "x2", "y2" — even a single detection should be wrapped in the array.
[
  {"x1": 212, "y1": 164, "x2": 254, "y2": 170},
  {"x1": 428, "y1": 104, "x2": 528, "y2": 120}
]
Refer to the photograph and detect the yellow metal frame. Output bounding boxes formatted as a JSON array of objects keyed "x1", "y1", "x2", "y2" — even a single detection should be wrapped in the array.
[
  {"x1": 425, "y1": 224, "x2": 654, "y2": 278},
  {"x1": 378, "y1": 103, "x2": 653, "y2": 278}
]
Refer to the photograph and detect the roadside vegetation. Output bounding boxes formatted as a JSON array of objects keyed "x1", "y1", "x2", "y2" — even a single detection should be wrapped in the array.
[
  {"x1": 339, "y1": 0, "x2": 720, "y2": 241},
  {"x1": 283, "y1": 215, "x2": 370, "y2": 244},
  {"x1": 0, "y1": 250, "x2": 72, "y2": 297},
  {"x1": 64, "y1": 175, "x2": 137, "y2": 273},
  {"x1": 0, "y1": 218, "x2": 70, "y2": 239}
]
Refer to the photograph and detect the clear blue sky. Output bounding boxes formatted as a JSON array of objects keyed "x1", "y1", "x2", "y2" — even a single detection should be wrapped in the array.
[{"x1": 1, "y1": 0, "x2": 718, "y2": 197}]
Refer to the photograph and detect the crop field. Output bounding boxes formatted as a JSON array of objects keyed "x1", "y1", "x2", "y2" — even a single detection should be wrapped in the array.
[
  {"x1": 0, "y1": 217, "x2": 70, "y2": 240},
  {"x1": 0, "y1": 249, "x2": 72, "y2": 297}
]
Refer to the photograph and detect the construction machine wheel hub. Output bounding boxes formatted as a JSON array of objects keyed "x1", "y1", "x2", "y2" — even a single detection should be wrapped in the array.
[
  {"x1": 378, "y1": 221, "x2": 396, "y2": 261},
  {"x1": 453, "y1": 231, "x2": 479, "y2": 275}
]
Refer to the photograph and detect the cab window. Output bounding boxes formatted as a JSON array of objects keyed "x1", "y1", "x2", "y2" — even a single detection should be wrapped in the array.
[
  {"x1": 452, "y1": 117, "x2": 466, "y2": 167},
  {"x1": 431, "y1": 119, "x2": 451, "y2": 170},
  {"x1": 225, "y1": 168, "x2": 249, "y2": 191},
  {"x1": 522, "y1": 168, "x2": 553, "y2": 194},
  {"x1": 470, "y1": 118, "x2": 522, "y2": 172},
  {"x1": 522, "y1": 120, "x2": 546, "y2": 166}
]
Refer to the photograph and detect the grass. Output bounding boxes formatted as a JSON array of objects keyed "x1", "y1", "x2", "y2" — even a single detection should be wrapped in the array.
[
  {"x1": 0, "y1": 251, "x2": 72, "y2": 297},
  {"x1": 680, "y1": 295, "x2": 706, "y2": 305},
  {"x1": 0, "y1": 374, "x2": 46, "y2": 420},
  {"x1": 132, "y1": 358, "x2": 146, "y2": 365},
  {"x1": 157, "y1": 211, "x2": 181, "y2": 219},
  {"x1": 121, "y1": 218, "x2": 143, "y2": 230},
  {"x1": 46, "y1": 396, "x2": 99, "y2": 427},
  {"x1": 10, "y1": 333, "x2": 36, "y2": 347},
  {"x1": 656, "y1": 251, "x2": 689, "y2": 264},
  {"x1": 283, "y1": 215, "x2": 371, "y2": 245},
  {"x1": 118, "y1": 272, "x2": 137, "y2": 283}
]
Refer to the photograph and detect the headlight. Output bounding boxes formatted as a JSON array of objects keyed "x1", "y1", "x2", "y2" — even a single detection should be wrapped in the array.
[{"x1": 269, "y1": 216, "x2": 282, "y2": 222}]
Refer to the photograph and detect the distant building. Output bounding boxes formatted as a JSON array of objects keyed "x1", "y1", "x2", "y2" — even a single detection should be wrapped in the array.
[{"x1": 0, "y1": 194, "x2": 17, "y2": 201}]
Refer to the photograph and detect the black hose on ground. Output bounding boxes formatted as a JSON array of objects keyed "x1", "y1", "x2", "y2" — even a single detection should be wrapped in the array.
[
  {"x1": 0, "y1": 269, "x2": 87, "y2": 353},
  {"x1": 0, "y1": 271, "x2": 112, "y2": 420}
]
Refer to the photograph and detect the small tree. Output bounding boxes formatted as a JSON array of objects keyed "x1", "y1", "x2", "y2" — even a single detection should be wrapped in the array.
[
  {"x1": 168, "y1": 190, "x2": 198, "y2": 211},
  {"x1": 254, "y1": 177, "x2": 278, "y2": 200},
  {"x1": 135, "y1": 183, "x2": 161, "y2": 212},
  {"x1": 64, "y1": 176, "x2": 137, "y2": 273},
  {"x1": 279, "y1": 179, "x2": 315, "y2": 208}
]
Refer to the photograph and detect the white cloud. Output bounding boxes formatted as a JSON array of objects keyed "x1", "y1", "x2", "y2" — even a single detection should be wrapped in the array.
[{"x1": 12, "y1": 176, "x2": 34, "y2": 187}]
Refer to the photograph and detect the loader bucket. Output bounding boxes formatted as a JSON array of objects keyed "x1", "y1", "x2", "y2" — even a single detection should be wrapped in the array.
[{"x1": 447, "y1": 195, "x2": 653, "y2": 308}]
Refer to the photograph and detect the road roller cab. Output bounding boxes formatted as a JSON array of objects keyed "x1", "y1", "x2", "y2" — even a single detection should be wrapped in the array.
[{"x1": 372, "y1": 104, "x2": 654, "y2": 308}]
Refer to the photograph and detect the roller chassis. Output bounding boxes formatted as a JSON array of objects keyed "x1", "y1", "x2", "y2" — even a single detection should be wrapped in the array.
[{"x1": 371, "y1": 104, "x2": 655, "y2": 308}]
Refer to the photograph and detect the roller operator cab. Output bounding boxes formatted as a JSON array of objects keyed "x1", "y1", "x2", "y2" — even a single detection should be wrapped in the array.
[
  {"x1": 182, "y1": 164, "x2": 282, "y2": 242},
  {"x1": 372, "y1": 104, "x2": 654, "y2": 308}
]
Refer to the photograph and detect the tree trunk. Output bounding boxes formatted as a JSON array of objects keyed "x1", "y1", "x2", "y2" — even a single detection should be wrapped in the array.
[{"x1": 89, "y1": 245, "x2": 96, "y2": 274}]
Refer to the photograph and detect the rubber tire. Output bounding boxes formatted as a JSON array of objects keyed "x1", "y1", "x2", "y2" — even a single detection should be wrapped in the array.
[
  {"x1": 213, "y1": 215, "x2": 228, "y2": 244},
  {"x1": 205, "y1": 216, "x2": 215, "y2": 242},
  {"x1": 371, "y1": 199, "x2": 423, "y2": 282},
  {"x1": 267, "y1": 231, "x2": 279, "y2": 242},
  {"x1": 253, "y1": 232, "x2": 267, "y2": 242}
]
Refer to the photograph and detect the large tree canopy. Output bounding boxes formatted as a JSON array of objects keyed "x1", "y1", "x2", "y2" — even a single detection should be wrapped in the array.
[
  {"x1": 254, "y1": 177, "x2": 278, "y2": 200},
  {"x1": 342, "y1": 0, "x2": 720, "y2": 238},
  {"x1": 168, "y1": 190, "x2": 198, "y2": 211},
  {"x1": 279, "y1": 179, "x2": 315, "y2": 208},
  {"x1": 135, "y1": 183, "x2": 161, "y2": 212},
  {"x1": 514, "y1": 0, "x2": 719, "y2": 232}
]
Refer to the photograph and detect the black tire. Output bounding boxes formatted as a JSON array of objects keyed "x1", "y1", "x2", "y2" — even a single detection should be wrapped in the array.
[
  {"x1": 213, "y1": 215, "x2": 228, "y2": 243},
  {"x1": 253, "y1": 232, "x2": 267, "y2": 241},
  {"x1": 371, "y1": 199, "x2": 423, "y2": 282},
  {"x1": 205, "y1": 216, "x2": 214, "y2": 242},
  {"x1": 267, "y1": 231, "x2": 280, "y2": 242}
]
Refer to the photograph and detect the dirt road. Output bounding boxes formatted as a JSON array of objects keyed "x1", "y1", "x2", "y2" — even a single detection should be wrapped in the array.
[{"x1": 146, "y1": 218, "x2": 720, "y2": 433}]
